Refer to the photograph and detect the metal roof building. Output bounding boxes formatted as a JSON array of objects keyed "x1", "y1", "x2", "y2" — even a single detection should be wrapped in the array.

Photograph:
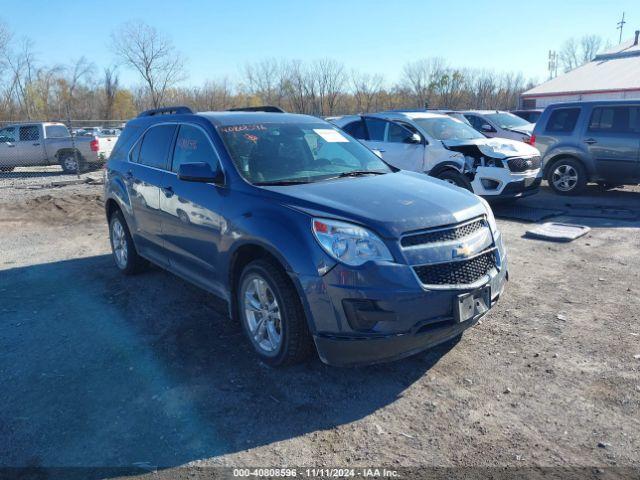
[{"x1": 521, "y1": 31, "x2": 640, "y2": 108}]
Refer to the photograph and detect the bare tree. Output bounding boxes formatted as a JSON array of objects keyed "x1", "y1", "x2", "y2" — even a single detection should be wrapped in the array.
[
  {"x1": 401, "y1": 58, "x2": 446, "y2": 108},
  {"x1": 559, "y1": 35, "x2": 603, "y2": 72},
  {"x1": 243, "y1": 58, "x2": 289, "y2": 106},
  {"x1": 103, "y1": 66, "x2": 119, "y2": 119},
  {"x1": 351, "y1": 71, "x2": 383, "y2": 112},
  {"x1": 313, "y1": 59, "x2": 345, "y2": 116},
  {"x1": 111, "y1": 21, "x2": 186, "y2": 108}
]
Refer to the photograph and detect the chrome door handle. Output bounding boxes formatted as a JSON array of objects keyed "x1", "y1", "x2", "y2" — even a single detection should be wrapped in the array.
[{"x1": 584, "y1": 138, "x2": 597, "y2": 145}]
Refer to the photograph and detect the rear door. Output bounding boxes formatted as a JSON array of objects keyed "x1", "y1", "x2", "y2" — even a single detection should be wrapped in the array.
[
  {"x1": 160, "y1": 123, "x2": 226, "y2": 296},
  {"x1": 18, "y1": 125, "x2": 46, "y2": 165},
  {"x1": 583, "y1": 105, "x2": 640, "y2": 182},
  {"x1": 126, "y1": 123, "x2": 177, "y2": 266}
]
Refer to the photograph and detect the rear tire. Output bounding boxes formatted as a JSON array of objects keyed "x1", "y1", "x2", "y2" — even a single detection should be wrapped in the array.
[
  {"x1": 109, "y1": 210, "x2": 145, "y2": 275},
  {"x1": 546, "y1": 157, "x2": 587, "y2": 195},
  {"x1": 436, "y1": 170, "x2": 473, "y2": 191},
  {"x1": 237, "y1": 258, "x2": 313, "y2": 366},
  {"x1": 60, "y1": 152, "x2": 86, "y2": 174}
]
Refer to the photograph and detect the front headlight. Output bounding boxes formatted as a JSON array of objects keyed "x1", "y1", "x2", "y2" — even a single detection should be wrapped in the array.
[
  {"x1": 312, "y1": 218, "x2": 393, "y2": 266},
  {"x1": 478, "y1": 197, "x2": 498, "y2": 234}
]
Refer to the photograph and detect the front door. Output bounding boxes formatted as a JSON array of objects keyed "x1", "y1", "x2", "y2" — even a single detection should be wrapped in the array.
[
  {"x1": 361, "y1": 117, "x2": 425, "y2": 171},
  {"x1": 584, "y1": 105, "x2": 640, "y2": 182},
  {"x1": 126, "y1": 123, "x2": 177, "y2": 266},
  {"x1": 17, "y1": 125, "x2": 45, "y2": 166},
  {"x1": 0, "y1": 127, "x2": 19, "y2": 168},
  {"x1": 159, "y1": 123, "x2": 226, "y2": 296}
]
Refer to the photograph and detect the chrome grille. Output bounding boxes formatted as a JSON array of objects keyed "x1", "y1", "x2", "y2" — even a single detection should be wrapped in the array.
[
  {"x1": 401, "y1": 218, "x2": 486, "y2": 248},
  {"x1": 507, "y1": 156, "x2": 541, "y2": 172},
  {"x1": 413, "y1": 250, "x2": 496, "y2": 286}
]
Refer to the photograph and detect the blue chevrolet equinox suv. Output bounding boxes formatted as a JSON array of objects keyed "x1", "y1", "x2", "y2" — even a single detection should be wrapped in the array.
[{"x1": 104, "y1": 106, "x2": 508, "y2": 366}]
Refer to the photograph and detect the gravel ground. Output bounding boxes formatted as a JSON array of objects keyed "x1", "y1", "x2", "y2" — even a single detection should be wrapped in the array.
[{"x1": 0, "y1": 174, "x2": 639, "y2": 478}]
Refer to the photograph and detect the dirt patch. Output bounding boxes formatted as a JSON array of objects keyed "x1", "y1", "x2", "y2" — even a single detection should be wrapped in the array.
[{"x1": 0, "y1": 192, "x2": 104, "y2": 225}]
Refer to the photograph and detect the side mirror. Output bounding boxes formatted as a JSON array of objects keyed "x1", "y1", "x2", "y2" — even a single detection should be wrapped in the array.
[
  {"x1": 481, "y1": 124, "x2": 495, "y2": 133},
  {"x1": 178, "y1": 162, "x2": 224, "y2": 184},
  {"x1": 406, "y1": 133, "x2": 422, "y2": 144}
]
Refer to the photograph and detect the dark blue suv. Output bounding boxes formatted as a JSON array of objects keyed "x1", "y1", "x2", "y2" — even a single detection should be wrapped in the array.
[{"x1": 104, "y1": 106, "x2": 508, "y2": 366}]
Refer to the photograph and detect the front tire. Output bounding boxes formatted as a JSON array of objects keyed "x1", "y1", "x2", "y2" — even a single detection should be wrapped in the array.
[
  {"x1": 109, "y1": 210, "x2": 145, "y2": 275},
  {"x1": 547, "y1": 157, "x2": 587, "y2": 195},
  {"x1": 237, "y1": 259, "x2": 313, "y2": 366},
  {"x1": 436, "y1": 170, "x2": 473, "y2": 191}
]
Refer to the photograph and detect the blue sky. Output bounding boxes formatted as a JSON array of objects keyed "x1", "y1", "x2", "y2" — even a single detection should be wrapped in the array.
[{"x1": 5, "y1": 0, "x2": 639, "y2": 88}]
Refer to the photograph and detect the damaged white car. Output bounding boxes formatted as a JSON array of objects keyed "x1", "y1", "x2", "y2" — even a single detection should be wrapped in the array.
[{"x1": 331, "y1": 112, "x2": 542, "y2": 199}]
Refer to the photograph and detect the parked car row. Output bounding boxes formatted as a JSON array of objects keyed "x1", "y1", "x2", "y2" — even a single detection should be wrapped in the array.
[
  {"x1": 330, "y1": 111, "x2": 542, "y2": 200},
  {"x1": 0, "y1": 122, "x2": 117, "y2": 173},
  {"x1": 105, "y1": 106, "x2": 508, "y2": 367}
]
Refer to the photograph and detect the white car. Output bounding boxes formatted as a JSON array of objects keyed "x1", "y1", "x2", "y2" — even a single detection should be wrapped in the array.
[
  {"x1": 330, "y1": 112, "x2": 542, "y2": 199},
  {"x1": 462, "y1": 110, "x2": 535, "y2": 143}
]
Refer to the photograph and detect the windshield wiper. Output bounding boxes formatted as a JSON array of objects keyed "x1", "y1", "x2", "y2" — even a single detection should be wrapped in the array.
[
  {"x1": 334, "y1": 170, "x2": 387, "y2": 178},
  {"x1": 254, "y1": 179, "x2": 311, "y2": 186}
]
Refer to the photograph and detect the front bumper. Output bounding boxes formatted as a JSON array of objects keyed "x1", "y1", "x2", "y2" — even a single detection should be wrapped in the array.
[
  {"x1": 298, "y1": 233, "x2": 508, "y2": 367},
  {"x1": 470, "y1": 166, "x2": 541, "y2": 198}
]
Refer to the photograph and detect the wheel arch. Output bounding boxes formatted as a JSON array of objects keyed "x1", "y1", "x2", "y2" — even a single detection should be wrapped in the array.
[
  {"x1": 429, "y1": 161, "x2": 464, "y2": 178},
  {"x1": 543, "y1": 153, "x2": 589, "y2": 179}
]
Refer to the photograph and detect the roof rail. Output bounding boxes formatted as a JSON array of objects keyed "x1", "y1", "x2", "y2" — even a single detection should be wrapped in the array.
[
  {"x1": 137, "y1": 106, "x2": 193, "y2": 117},
  {"x1": 227, "y1": 105, "x2": 285, "y2": 113}
]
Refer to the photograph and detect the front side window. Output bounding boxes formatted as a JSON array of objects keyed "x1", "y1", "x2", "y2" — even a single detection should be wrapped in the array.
[
  {"x1": 171, "y1": 124, "x2": 220, "y2": 173},
  {"x1": 0, "y1": 127, "x2": 16, "y2": 142},
  {"x1": 413, "y1": 117, "x2": 484, "y2": 141},
  {"x1": 588, "y1": 106, "x2": 640, "y2": 133},
  {"x1": 218, "y1": 122, "x2": 392, "y2": 185},
  {"x1": 464, "y1": 115, "x2": 484, "y2": 130},
  {"x1": 387, "y1": 122, "x2": 416, "y2": 143},
  {"x1": 137, "y1": 124, "x2": 177, "y2": 170},
  {"x1": 45, "y1": 125, "x2": 69, "y2": 138},
  {"x1": 19, "y1": 126, "x2": 40, "y2": 141},
  {"x1": 545, "y1": 108, "x2": 580, "y2": 133}
]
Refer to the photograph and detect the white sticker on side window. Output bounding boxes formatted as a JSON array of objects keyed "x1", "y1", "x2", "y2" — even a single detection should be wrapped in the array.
[{"x1": 314, "y1": 129, "x2": 349, "y2": 143}]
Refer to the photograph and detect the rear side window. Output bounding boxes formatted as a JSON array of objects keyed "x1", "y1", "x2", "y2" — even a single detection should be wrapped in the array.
[
  {"x1": 588, "y1": 106, "x2": 640, "y2": 133},
  {"x1": 342, "y1": 120, "x2": 366, "y2": 139},
  {"x1": 112, "y1": 126, "x2": 142, "y2": 161},
  {"x1": 137, "y1": 124, "x2": 177, "y2": 170},
  {"x1": 45, "y1": 125, "x2": 69, "y2": 138},
  {"x1": 364, "y1": 118, "x2": 386, "y2": 141},
  {"x1": 171, "y1": 124, "x2": 220, "y2": 173},
  {"x1": 545, "y1": 108, "x2": 580, "y2": 133},
  {"x1": 19, "y1": 125, "x2": 40, "y2": 141}
]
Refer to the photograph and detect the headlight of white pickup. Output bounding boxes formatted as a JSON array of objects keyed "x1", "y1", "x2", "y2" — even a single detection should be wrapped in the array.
[
  {"x1": 312, "y1": 218, "x2": 393, "y2": 266},
  {"x1": 478, "y1": 197, "x2": 499, "y2": 234}
]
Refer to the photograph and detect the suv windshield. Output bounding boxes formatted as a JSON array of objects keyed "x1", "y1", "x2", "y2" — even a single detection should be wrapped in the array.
[
  {"x1": 412, "y1": 117, "x2": 484, "y2": 141},
  {"x1": 218, "y1": 122, "x2": 392, "y2": 185},
  {"x1": 485, "y1": 112, "x2": 530, "y2": 129}
]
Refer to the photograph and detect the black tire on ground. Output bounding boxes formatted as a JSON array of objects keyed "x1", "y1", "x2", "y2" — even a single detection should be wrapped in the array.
[
  {"x1": 237, "y1": 258, "x2": 314, "y2": 366},
  {"x1": 546, "y1": 157, "x2": 587, "y2": 196},
  {"x1": 0, "y1": 167, "x2": 14, "y2": 172},
  {"x1": 59, "y1": 152, "x2": 86, "y2": 174},
  {"x1": 435, "y1": 169, "x2": 473, "y2": 192},
  {"x1": 108, "y1": 210, "x2": 146, "y2": 275}
]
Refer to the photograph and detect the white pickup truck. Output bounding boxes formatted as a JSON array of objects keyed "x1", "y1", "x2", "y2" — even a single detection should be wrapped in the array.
[{"x1": 0, "y1": 122, "x2": 117, "y2": 173}]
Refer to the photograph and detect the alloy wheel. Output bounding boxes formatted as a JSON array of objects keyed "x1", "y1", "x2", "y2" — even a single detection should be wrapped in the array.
[
  {"x1": 551, "y1": 164, "x2": 578, "y2": 192},
  {"x1": 111, "y1": 219, "x2": 128, "y2": 269},
  {"x1": 242, "y1": 274, "x2": 283, "y2": 355}
]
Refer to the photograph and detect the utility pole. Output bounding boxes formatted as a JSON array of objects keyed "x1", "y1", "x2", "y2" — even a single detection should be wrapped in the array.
[
  {"x1": 548, "y1": 50, "x2": 558, "y2": 79},
  {"x1": 617, "y1": 12, "x2": 626, "y2": 44}
]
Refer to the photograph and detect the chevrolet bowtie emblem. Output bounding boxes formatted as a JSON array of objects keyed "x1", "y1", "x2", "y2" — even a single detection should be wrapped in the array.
[{"x1": 453, "y1": 245, "x2": 472, "y2": 258}]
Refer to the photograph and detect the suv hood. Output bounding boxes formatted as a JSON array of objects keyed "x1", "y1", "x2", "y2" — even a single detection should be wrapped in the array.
[
  {"x1": 263, "y1": 171, "x2": 487, "y2": 238},
  {"x1": 443, "y1": 137, "x2": 539, "y2": 159}
]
